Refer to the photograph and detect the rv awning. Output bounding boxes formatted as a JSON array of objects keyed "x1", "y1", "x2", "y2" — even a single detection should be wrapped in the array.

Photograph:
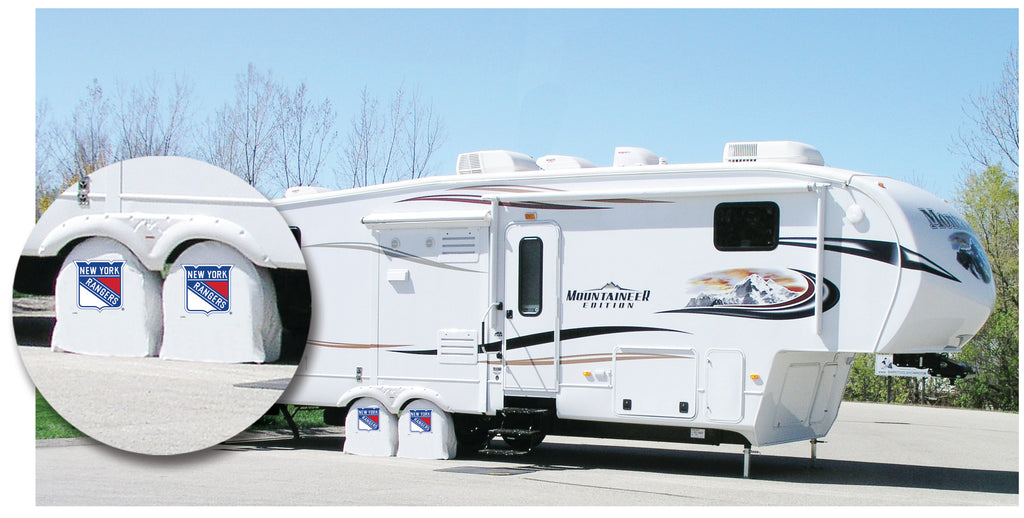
[{"x1": 361, "y1": 209, "x2": 492, "y2": 229}]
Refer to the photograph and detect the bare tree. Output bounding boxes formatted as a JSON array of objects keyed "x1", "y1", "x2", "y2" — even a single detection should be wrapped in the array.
[
  {"x1": 342, "y1": 86, "x2": 383, "y2": 188},
  {"x1": 115, "y1": 74, "x2": 195, "y2": 159},
  {"x1": 199, "y1": 106, "x2": 245, "y2": 179},
  {"x1": 35, "y1": 100, "x2": 61, "y2": 218},
  {"x1": 202, "y1": 64, "x2": 281, "y2": 194},
  {"x1": 404, "y1": 89, "x2": 446, "y2": 180},
  {"x1": 955, "y1": 48, "x2": 1019, "y2": 179},
  {"x1": 44, "y1": 79, "x2": 113, "y2": 188},
  {"x1": 340, "y1": 85, "x2": 446, "y2": 187},
  {"x1": 277, "y1": 83, "x2": 338, "y2": 190}
]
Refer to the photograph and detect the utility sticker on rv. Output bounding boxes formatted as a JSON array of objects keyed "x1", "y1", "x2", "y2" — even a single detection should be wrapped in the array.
[
  {"x1": 566, "y1": 282, "x2": 651, "y2": 309},
  {"x1": 76, "y1": 261, "x2": 124, "y2": 310},
  {"x1": 357, "y1": 408, "x2": 380, "y2": 431},
  {"x1": 409, "y1": 409, "x2": 432, "y2": 433},
  {"x1": 183, "y1": 265, "x2": 232, "y2": 314}
]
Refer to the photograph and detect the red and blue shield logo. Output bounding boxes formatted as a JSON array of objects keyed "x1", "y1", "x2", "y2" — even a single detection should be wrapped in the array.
[
  {"x1": 357, "y1": 408, "x2": 380, "y2": 431},
  {"x1": 76, "y1": 261, "x2": 124, "y2": 310},
  {"x1": 409, "y1": 409, "x2": 432, "y2": 433},
  {"x1": 183, "y1": 265, "x2": 232, "y2": 314}
]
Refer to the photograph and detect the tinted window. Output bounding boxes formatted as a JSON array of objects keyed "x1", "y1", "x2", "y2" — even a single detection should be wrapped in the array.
[
  {"x1": 518, "y1": 237, "x2": 543, "y2": 316},
  {"x1": 714, "y1": 202, "x2": 779, "y2": 251}
]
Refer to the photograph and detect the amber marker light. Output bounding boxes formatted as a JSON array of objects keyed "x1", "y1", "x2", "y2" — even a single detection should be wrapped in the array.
[{"x1": 524, "y1": 212, "x2": 537, "y2": 220}]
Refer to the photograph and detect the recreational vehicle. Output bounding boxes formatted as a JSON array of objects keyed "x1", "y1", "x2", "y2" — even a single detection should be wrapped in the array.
[
  {"x1": 14, "y1": 142, "x2": 994, "y2": 473},
  {"x1": 273, "y1": 141, "x2": 995, "y2": 468}
]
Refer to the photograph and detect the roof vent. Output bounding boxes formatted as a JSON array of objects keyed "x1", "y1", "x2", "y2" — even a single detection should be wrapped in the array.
[
  {"x1": 456, "y1": 150, "x2": 541, "y2": 175},
  {"x1": 723, "y1": 141, "x2": 824, "y2": 166},
  {"x1": 613, "y1": 147, "x2": 662, "y2": 167},
  {"x1": 536, "y1": 155, "x2": 597, "y2": 170}
]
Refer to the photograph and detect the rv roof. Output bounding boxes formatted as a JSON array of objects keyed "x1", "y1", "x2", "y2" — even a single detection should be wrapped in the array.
[{"x1": 456, "y1": 141, "x2": 823, "y2": 175}]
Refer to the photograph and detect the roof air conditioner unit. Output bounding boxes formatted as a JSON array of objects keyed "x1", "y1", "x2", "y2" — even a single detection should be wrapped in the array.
[
  {"x1": 456, "y1": 150, "x2": 540, "y2": 175},
  {"x1": 723, "y1": 141, "x2": 825, "y2": 166},
  {"x1": 613, "y1": 147, "x2": 661, "y2": 167},
  {"x1": 536, "y1": 155, "x2": 597, "y2": 171}
]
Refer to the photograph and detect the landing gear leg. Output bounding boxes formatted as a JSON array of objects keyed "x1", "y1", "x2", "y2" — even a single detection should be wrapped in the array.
[{"x1": 743, "y1": 445, "x2": 752, "y2": 478}]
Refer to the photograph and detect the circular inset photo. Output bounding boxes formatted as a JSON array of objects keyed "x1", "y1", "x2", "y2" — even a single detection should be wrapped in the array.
[{"x1": 13, "y1": 156, "x2": 311, "y2": 455}]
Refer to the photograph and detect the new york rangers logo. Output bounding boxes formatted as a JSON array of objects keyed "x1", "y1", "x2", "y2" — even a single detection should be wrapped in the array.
[
  {"x1": 76, "y1": 261, "x2": 124, "y2": 310},
  {"x1": 183, "y1": 265, "x2": 232, "y2": 314},
  {"x1": 409, "y1": 409, "x2": 432, "y2": 433},
  {"x1": 357, "y1": 408, "x2": 380, "y2": 431}
]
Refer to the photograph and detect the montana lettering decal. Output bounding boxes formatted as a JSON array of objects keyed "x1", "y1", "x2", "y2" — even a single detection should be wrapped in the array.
[
  {"x1": 76, "y1": 261, "x2": 124, "y2": 310},
  {"x1": 919, "y1": 208, "x2": 970, "y2": 231},
  {"x1": 183, "y1": 265, "x2": 232, "y2": 314}
]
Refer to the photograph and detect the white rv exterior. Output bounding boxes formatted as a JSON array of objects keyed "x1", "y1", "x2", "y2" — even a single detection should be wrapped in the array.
[{"x1": 275, "y1": 141, "x2": 995, "y2": 450}]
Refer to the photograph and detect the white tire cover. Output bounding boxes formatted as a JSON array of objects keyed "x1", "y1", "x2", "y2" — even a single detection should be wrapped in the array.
[
  {"x1": 52, "y1": 237, "x2": 162, "y2": 357},
  {"x1": 160, "y1": 241, "x2": 281, "y2": 363}
]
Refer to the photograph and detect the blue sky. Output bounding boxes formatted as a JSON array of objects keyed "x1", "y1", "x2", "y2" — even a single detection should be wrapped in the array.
[{"x1": 31, "y1": 8, "x2": 1018, "y2": 200}]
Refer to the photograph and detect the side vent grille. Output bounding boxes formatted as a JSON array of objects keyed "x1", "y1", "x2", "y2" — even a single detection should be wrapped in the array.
[{"x1": 439, "y1": 229, "x2": 479, "y2": 263}]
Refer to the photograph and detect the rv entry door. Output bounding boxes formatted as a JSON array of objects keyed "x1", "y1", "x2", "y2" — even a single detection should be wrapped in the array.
[{"x1": 503, "y1": 223, "x2": 561, "y2": 396}]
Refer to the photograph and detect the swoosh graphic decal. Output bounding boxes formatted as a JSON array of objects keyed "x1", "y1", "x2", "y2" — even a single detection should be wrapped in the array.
[
  {"x1": 390, "y1": 325, "x2": 690, "y2": 356},
  {"x1": 307, "y1": 340, "x2": 410, "y2": 350},
  {"x1": 778, "y1": 237, "x2": 960, "y2": 283},
  {"x1": 399, "y1": 193, "x2": 607, "y2": 211}
]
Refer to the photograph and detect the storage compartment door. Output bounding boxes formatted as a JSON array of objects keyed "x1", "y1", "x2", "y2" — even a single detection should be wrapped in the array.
[{"x1": 705, "y1": 349, "x2": 745, "y2": 423}]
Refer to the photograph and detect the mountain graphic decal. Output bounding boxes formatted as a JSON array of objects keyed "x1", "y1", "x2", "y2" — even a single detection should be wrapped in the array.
[
  {"x1": 686, "y1": 274, "x2": 799, "y2": 307},
  {"x1": 660, "y1": 268, "x2": 839, "y2": 320}
]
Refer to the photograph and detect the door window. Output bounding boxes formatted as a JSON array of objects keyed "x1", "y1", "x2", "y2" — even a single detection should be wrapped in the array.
[{"x1": 518, "y1": 237, "x2": 543, "y2": 316}]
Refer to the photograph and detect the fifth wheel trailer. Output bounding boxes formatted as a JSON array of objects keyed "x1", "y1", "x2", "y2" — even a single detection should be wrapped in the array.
[{"x1": 273, "y1": 141, "x2": 995, "y2": 462}]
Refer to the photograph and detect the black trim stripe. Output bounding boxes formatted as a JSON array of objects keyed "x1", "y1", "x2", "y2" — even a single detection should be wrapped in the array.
[
  {"x1": 778, "y1": 237, "x2": 960, "y2": 283},
  {"x1": 391, "y1": 326, "x2": 690, "y2": 356}
]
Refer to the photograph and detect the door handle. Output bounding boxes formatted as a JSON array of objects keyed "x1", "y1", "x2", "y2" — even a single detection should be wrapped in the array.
[{"x1": 506, "y1": 310, "x2": 513, "y2": 320}]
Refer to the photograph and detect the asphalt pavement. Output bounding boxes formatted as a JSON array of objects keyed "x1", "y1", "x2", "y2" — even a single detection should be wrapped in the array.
[
  {"x1": 22, "y1": 345, "x2": 296, "y2": 455},
  {"x1": 34, "y1": 401, "x2": 1018, "y2": 506}
]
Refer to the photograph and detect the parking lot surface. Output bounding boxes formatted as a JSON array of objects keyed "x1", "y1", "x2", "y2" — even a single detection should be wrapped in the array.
[{"x1": 35, "y1": 401, "x2": 1018, "y2": 505}]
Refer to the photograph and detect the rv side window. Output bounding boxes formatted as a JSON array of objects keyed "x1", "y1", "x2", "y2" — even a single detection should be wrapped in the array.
[
  {"x1": 714, "y1": 202, "x2": 779, "y2": 251},
  {"x1": 518, "y1": 237, "x2": 543, "y2": 316}
]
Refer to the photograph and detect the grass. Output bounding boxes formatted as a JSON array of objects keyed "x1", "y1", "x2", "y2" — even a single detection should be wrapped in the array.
[
  {"x1": 36, "y1": 390, "x2": 326, "y2": 441},
  {"x1": 35, "y1": 390, "x2": 87, "y2": 440},
  {"x1": 247, "y1": 405, "x2": 326, "y2": 431}
]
